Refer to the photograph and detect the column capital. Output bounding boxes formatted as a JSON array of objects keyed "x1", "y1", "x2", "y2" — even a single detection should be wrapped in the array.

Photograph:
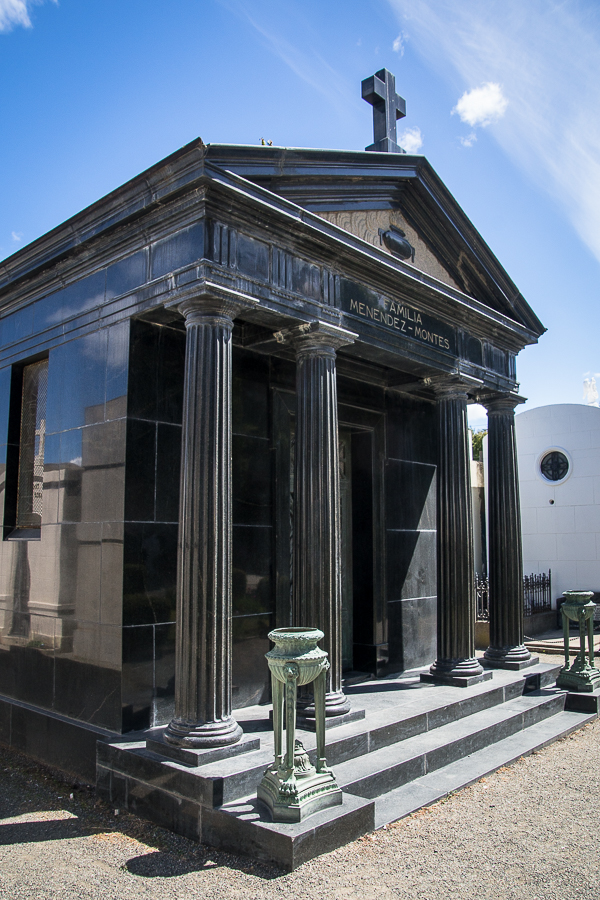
[
  {"x1": 165, "y1": 280, "x2": 259, "y2": 322},
  {"x1": 428, "y1": 374, "x2": 482, "y2": 402},
  {"x1": 479, "y1": 391, "x2": 526, "y2": 415},
  {"x1": 275, "y1": 321, "x2": 357, "y2": 355}
]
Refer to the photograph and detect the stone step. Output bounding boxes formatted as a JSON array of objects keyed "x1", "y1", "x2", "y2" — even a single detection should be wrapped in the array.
[
  {"x1": 335, "y1": 689, "x2": 566, "y2": 800},
  {"x1": 373, "y1": 708, "x2": 595, "y2": 828},
  {"x1": 98, "y1": 662, "x2": 563, "y2": 810}
]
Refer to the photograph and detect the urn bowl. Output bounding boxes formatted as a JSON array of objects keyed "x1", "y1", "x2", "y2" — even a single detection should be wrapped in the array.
[{"x1": 266, "y1": 627, "x2": 328, "y2": 686}]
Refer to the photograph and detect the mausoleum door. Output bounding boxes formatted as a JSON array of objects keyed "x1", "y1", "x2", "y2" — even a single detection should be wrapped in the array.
[{"x1": 273, "y1": 399, "x2": 375, "y2": 677}]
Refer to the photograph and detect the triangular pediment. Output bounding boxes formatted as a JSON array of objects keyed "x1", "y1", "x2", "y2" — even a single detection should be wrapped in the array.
[
  {"x1": 204, "y1": 144, "x2": 545, "y2": 337},
  {"x1": 316, "y1": 208, "x2": 462, "y2": 293}
]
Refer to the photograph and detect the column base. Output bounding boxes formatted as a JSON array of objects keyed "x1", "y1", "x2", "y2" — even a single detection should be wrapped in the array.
[
  {"x1": 164, "y1": 716, "x2": 243, "y2": 749},
  {"x1": 421, "y1": 657, "x2": 490, "y2": 688},
  {"x1": 484, "y1": 645, "x2": 538, "y2": 671},
  {"x1": 147, "y1": 731, "x2": 259, "y2": 765}
]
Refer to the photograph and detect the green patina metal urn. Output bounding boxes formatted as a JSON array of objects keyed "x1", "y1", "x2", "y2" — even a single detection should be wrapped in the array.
[
  {"x1": 257, "y1": 627, "x2": 343, "y2": 823},
  {"x1": 556, "y1": 591, "x2": 600, "y2": 693}
]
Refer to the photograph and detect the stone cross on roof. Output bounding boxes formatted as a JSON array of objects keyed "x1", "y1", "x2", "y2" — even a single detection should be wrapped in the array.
[{"x1": 362, "y1": 68, "x2": 406, "y2": 154}]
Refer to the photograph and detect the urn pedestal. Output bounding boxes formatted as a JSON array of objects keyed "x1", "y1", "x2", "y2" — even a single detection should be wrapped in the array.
[
  {"x1": 557, "y1": 591, "x2": 600, "y2": 693},
  {"x1": 257, "y1": 628, "x2": 342, "y2": 823}
]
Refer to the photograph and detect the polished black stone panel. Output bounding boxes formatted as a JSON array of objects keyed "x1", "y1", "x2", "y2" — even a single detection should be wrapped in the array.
[
  {"x1": 122, "y1": 624, "x2": 153, "y2": 732},
  {"x1": 106, "y1": 250, "x2": 148, "y2": 299},
  {"x1": 232, "y1": 525, "x2": 273, "y2": 616},
  {"x1": 291, "y1": 257, "x2": 321, "y2": 300},
  {"x1": 45, "y1": 521, "x2": 103, "y2": 624},
  {"x1": 34, "y1": 271, "x2": 105, "y2": 333},
  {"x1": 232, "y1": 435, "x2": 271, "y2": 526},
  {"x1": 121, "y1": 622, "x2": 176, "y2": 732},
  {"x1": 0, "y1": 452, "x2": 6, "y2": 528},
  {"x1": 3, "y1": 697, "x2": 113, "y2": 783},
  {"x1": 0, "y1": 304, "x2": 34, "y2": 347},
  {"x1": 116, "y1": 774, "x2": 202, "y2": 841},
  {"x1": 0, "y1": 631, "x2": 54, "y2": 709},
  {"x1": 125, "y1": 419, "x2": 156, "y2": 522},
  {"x1": 46, "y1": 331, "x2": 108, "y2": 431},
  {"x1": 154, "y1": 621, "x2": 176, "y2": 724},
  {"x1": 231, "y1": 613, "x2": 272, "y2": 708},
  {"x1": 155, "y1": 424, "x2": 182, "y2": 523},
  {"x1": 46, "y1": 420, "x2": 127, "y2": 525},
  {"x1": 105, "y1": 321, "x2": 129, "y2": 417},
  {"x1": 151, "y1": 223, "x2": 205, "y2": 280},
  {"x1": 386, "y1": 529, "x2": 436, "y2": 602},
  {"x1": 123, "y1": 522, "x2": 177, "y2": 625},
  {"x1": 232, "y1": 350, "x2": 269, "y2": 438},
  {"x1": 57, "y1": 428, "x2": 83, "y2": 467},
  {"x1": 128, "y1": 320, "x2": 185, "y2": 424},
  {"x1": 100, "y1": 521, "x2": 124, "y2": 627},
  {"x1": 386, "y1": 395, "x2": 437, "y2": 466},
  {"x1": 337, "y1": 375, "x2": 385, "y2": 415},
  {"x1": 125, "y1": 320, "x2": 156, "y2": 421},
  {"x1": 43, "y1": 435, "x2": 82, "y2": 525},
  {"x1": 387, "y1": 596, "x2": 437, "y2": 671},
  {"x1": 236, "y1": 233, "x2": 269, "y2": 281},
  {"x1": 81, "y1": 420, "x2": 126, "y2": 523},
  {"x1": 462, "y1": 333, "x2": 483, "y2": 366},
  {"x1": 386, "y1": 460, "x2": 436, "y2": 531},
  {"x1": 45, "y1": 619, "x2": 121, "y2": 728},
  {"x1": 0, "y1": 695, "x2": 10, "y2": 744},
  {"x1": 0, "y1": 366, "x2": 11, "y2": 443}
]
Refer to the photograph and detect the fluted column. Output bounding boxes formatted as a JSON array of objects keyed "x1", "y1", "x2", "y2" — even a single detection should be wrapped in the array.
[
  {"x1": 289, "y1": 322, "x2": 356, "y2": 717},
  {"x1": 165, "y1": 293, "x2": 251, "y2": 748},
  {"x1": 424, "y1": 383, "x2": 484, "y2": 686},
  {"x1": 483, "y1": 394, "x2": 532, "y2": 669}
]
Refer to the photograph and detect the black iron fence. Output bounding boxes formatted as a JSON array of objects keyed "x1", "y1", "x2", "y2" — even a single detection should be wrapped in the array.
[
  {"x1": 475, "y1": 574, "x2": 489, "y2": 621},
  {"x1": 523, "y1": 570, "x2": 552, "y2": 616},
  {"x1": 475, "y1": 570, "x2": 552, "y2": 620}
]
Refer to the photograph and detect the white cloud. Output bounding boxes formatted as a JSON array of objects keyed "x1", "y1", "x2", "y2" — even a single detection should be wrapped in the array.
[
  {"x1": 400, "y1": 126, "x2": 423, "y2": 153},
  {"x1": 11, "y1": 230, "x2": 23, "y2": 242},
  {"x1": 386, "y1": 0, "x2": 600, "y2": 264},
  {"x1": 460, "y1": 132, "x2": 477, "y2": 148},
  {"x1": 221, "y1": 0, "x2": 353, "y2": 117},
  {"x1": 0, "y1": 0, "x2": 55, "y2": 34},
  {"x1": 393, "y1": 33, "x2": 405, "y2": 55},
  {"x1": 452, "y1": 82, "x2": 508, "y2": 128}
]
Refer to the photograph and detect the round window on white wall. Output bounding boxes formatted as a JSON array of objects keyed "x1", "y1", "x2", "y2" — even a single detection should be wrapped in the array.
[{"x1": 537, "y1": 448, "x2": 572, "y2": 485}]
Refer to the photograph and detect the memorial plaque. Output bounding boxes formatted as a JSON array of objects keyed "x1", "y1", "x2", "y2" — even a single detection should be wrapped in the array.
[{"x1": 339, "y1": 279, "x2": 456, "y2": 355}]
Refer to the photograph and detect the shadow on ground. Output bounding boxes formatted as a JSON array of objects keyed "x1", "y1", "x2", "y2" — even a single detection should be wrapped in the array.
[{"x1": 124, "y1": 849, "x2": 285, "y2": 879}]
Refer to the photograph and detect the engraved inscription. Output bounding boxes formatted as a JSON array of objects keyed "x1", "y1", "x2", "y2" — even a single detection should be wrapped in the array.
[{"x1": 343, "y1": 289, "x2": 455, "y2": 354}]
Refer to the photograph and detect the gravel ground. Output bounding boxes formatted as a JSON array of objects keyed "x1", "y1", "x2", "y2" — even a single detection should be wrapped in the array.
[{"x1": 2, "y1": 656, "x2": 599, "y2": 900}]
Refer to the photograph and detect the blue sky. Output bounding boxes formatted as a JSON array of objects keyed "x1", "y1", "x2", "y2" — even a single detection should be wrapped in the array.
[{"x1": 1, "y1": 0, "x2": 599, "y2": 429}]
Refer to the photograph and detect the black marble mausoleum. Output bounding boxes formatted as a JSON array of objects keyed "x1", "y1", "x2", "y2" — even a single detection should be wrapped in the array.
[{"x1": 0, "y1": 71, "x2": 545, "y2": 779}]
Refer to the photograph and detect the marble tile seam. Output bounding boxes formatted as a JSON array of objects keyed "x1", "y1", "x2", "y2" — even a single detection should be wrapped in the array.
[
  {"x1": 373, "y1": 708, "x2": 596, "y2": 828},
  {"x1": 332, "y1": 691, "x2": 568, "y2": 782}
]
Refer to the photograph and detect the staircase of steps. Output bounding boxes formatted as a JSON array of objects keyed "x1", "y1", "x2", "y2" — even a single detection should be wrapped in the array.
[{"x1": 96, "y1": 661, "x2": 597, "y2": 870}]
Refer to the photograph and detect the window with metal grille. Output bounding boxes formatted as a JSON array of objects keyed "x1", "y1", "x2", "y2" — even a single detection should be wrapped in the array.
[
  {"x1": 540, "y1": 449, "x2": 569, "y2": 483},
  {"x1": 15, "y1": 359, "x2": 48, "y2": 528}
]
